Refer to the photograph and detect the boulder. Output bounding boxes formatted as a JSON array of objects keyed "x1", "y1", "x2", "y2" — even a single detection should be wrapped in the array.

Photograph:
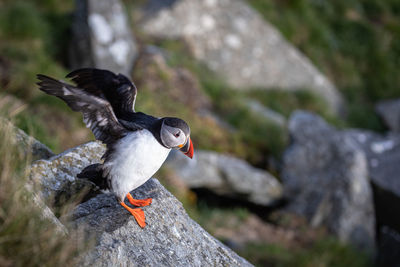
[
  {"x1": 345, "y1": 130, "x2": 400, "y2": 200},
  {"x1": 30, "y1": 141, "x2": 105, "y2": 203},
  {"x1": 282, "y1": 111, "x2": 375, "y2": 252},
  {"x1": 165, "y1": 150, "x2": 283, "y2": 206},
  {"x1": 345, "y1": 130, "x2": 400, "y2": 232},
  {"x1": 376, "y1": 98, "x2": 400, "y2": 132},
  {"x1": 70, "y1": 0, "x2": 138, "y2": 75},
  {"x1": 74, "y1": 179, "x2": 252, "y2": 266},
  {"x1": 30, "y1": 142, "x2": 252, "y2": 266},
  {"x1": 138, "y1": 0, "x2": 342, "y2": 112}
]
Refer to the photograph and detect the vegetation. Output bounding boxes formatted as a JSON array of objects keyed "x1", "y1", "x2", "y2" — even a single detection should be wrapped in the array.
[
  {"x1": 0, "y1": 117, "x2": 87, "y2": 266},
  {"x1": 247, "y1": 0, "x2": 400, "y2": 130},
  {"x1": 0, "y1": 0, "x2": 88, "y2": 152},
  {"x1": 239, "y1": 239, "x2": 371, "y2": 267}
]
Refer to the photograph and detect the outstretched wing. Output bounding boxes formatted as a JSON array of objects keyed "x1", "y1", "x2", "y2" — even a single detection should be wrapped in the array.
[
  {"x1": 37, "y1": 74, "x2": 128, "y2": 145},
  {"x1": 66, "y1": 68, "x2": 137, "y2": 115}
]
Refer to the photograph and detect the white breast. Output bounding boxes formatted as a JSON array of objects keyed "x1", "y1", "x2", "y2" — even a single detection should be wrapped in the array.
[{"x1": 104, "y1": 130, "x2": 171, "y2": 201}]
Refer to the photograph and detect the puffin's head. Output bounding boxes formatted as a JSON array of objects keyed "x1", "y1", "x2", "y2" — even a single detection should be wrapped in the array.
[{"x1": 160, "y1": 117, "x2": 194, "y2": 158}]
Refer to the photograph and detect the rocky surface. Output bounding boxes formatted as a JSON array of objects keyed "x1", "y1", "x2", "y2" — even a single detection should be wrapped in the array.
[
  {"x1": 345, "y1": 130, "x2": 400, "y2": 199},
  {"x1": 282, "y1": 111, "x2": 375, "y2": 252},
  {"x1": 30, "y1": 141, "x2": 105, "y2": 203},
  {"x1": 70, "y1": 0, "x2": 138, "y2": 75},
  {"x1": 345, "y1": 130, "x2": 400, "y2": 234},
  {"x1": 376, "y1": 98, "x2": 400, "y2": 132},
  {"x1": 166, "y1": 150, "x2": 283, "y2": 206},
  {"x1": 74, "y1": 179, "x2": 252, "y2": 266},
  {"x1": 138, "y1": 0, "x2": 342, "y2": 112},
  {"x1": 30, "y1": 141, "x2": 252, "y2": 266},
  {"x1": 1, "y1": 118, "x2": 54, "y2": 161}
]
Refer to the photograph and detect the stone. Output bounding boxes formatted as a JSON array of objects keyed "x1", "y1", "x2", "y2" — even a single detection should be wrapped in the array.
[
  {"x1": 74, "y1": 179, "x2": 252, "y2": 266},
  {"x1": 30, "y1": 141, "x2": 105, "y2": 204},
  {"x1": 138, "y1": 0, "x2": 343, "y2": 112},
  {"x1": 70, "y1": 0, "x2": 138, "y2": 75},
  {"x1": 165, "y1": 150, "x2": 283, "y2": 206},
  {"x1": 345, "y1": 130, "x2": 400, "y2": 233},
  {"x1": 282, "y1": 111, "x2": 375, "y2": 252},
  {"x1": 376, "y1": 98, "x2": 400, "y2": 132},
  {"x1": 345, "y1": 130, "x2": 400, "y2": 199},
  {"x1": 1, "y1": 118, "x2": 54, "y2": 161},
  {"x1": 30, "y1": 141, "x2": 252, "y2": 266}
]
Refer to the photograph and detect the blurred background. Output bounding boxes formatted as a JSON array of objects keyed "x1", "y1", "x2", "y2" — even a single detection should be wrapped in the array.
[{"x1": 1, "y1": 0, "x2": 400, "y2": 266}]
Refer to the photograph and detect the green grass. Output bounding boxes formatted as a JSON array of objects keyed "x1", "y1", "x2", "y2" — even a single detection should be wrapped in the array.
[
  {"x1": 0, "y1": 0, "x2": 73, "y2": 100},
  {"x1": 0, "y1": 0, "x2": 91, "y2": 152},
  {"x1": 247, "y1": 0, "x2": 400, "y2": 131},
  {"x1": 239, "y1": 238, "x2": 371, "y2": 267},
  {"x1": 0, "y1": 116, "x2": 87, "y2": 266}
]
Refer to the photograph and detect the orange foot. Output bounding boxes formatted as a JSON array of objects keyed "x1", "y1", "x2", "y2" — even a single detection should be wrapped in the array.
[
  {"x1": 120, "y1": 202, "x2": 146, "y2": 228},
  {"x1": 126, "y1": 193, "x2": 152, "y2": 207}
]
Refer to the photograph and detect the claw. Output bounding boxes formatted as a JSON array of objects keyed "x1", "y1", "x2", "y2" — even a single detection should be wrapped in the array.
[
  {"x1": 120, "y1": 201, "x2": 146, "y2": 228},
  {"x1": 126, "y1": 193, "x2": 152, "y2": 207}
]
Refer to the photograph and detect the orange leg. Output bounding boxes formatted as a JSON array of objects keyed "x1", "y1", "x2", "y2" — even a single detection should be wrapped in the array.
[
  {"x1": 126, "y1": 193, "x2": 152, "y2": 207},
  {"x1": 120, "y1": 202, "x2": 146, "y2": 228}
]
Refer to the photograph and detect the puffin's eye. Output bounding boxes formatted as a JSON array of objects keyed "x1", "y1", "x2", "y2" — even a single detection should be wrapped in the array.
[{"x1": 174, "y1": 132, "x2": 180, "y2": 138}]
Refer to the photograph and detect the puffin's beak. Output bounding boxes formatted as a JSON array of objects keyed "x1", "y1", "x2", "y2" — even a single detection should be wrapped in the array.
[{"x1": 179, "y1": 137, "x2": 194, "y2": 159}]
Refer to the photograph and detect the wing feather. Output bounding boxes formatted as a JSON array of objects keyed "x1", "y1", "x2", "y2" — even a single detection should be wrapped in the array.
[
  {"x1": 66, "y1": 68, "x2": 137, "y2": 114},
  {"x1": 37, "y1": 74, "x2": 128, "y2": 145}
]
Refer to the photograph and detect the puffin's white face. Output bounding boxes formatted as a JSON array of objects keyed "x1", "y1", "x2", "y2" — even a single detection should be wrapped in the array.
[{"x1": 160, "y1": 121, "x2": 187, "y2": 149}]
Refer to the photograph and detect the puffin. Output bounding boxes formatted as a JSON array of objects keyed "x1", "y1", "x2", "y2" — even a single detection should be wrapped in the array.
[{"x1": 36, "y1": 68, "x2": 194, "y2": 228}]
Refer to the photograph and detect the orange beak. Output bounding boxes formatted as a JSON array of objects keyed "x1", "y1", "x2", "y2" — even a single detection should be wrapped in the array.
[{"x1": 179, "y1": 137, "x2": 194, "y2": 159}]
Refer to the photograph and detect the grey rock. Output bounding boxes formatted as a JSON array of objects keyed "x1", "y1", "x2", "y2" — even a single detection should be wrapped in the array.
[
  {"x1": 376, "y1": 98, "x2": 400, "y2": 132},
  {"x1": 1, "y1": 118, "x2": 54, "y2": 161},
  {"x1": 30, "y1": 141, "x2": 252, "y2": 266},
  {"x1": 74, "y1": 179, "x2": 252, "y2": 266},
  {"x1": 138, "y1": 0, "x2": 343, "y2": 112},
  {"x1": 282, "y1": 111, "x2": 375, "y2": 252},
  {"x1": 345, "y1": 130, "x2": 400, "y2": 233},
  {"x1": 30, "y1": 141, "x2": 105, "y2": 203},
  {"x1": 70, "y1": 0, "x2": 138, "y2": 75},
  {"x1": 166, "y1": 150, "x2": 283, "y2": 206},
  {"x1": 345, "y1": 130, "x2": 400, "y2": 198}
]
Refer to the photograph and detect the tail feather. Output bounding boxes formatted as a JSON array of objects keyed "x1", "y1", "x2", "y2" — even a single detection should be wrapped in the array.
[{"x1": 77, "y1": 163, "x2": 108, "y2": 190}]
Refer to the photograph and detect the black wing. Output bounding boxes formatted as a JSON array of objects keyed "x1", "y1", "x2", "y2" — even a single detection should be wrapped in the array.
[
  {"x1": 37, "y1": 74, "x2": 128, "y2": 145},
  {"x1": 66, "y1": 68, "x2": 137, "y2": 115}
]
